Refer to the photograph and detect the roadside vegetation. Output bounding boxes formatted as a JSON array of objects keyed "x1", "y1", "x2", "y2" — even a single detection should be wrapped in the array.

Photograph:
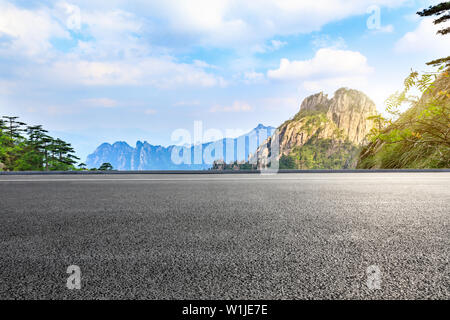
[{"x1": 357, "y1": 69, "x2": 450, "y2": 168}]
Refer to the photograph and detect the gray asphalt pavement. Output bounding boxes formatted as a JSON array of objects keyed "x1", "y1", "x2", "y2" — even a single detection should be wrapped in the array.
[{"x1": 0, "y1": 172, "x2": 448, "y2": 299}]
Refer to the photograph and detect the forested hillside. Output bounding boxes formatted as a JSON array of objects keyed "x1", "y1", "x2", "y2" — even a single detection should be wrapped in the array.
[{"x1": 0, "y1": 116, "x2": 79, "y2": 171}]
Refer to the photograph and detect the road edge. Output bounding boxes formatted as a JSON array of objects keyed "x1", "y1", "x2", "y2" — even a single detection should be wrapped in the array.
[{"x1": 1, "y1": 169, "x2": 450, "y2": 175}]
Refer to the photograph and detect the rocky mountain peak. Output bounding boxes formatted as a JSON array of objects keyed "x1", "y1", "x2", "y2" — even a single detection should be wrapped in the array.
[
  {"x1": 329, "y1": 88, "x2": 376, "y2": 113},
  {"x1": 255, "y1": 123, "x2": 270, "y2": 130},
  {"x1": 300, "y1": 91, "x2": 330, "y2": 113},
  {"x1": 250, "y1": 88, "x2": 377, "y2": 169},
  {"x1": 294, "y1": 88, "x2": 376, "y2": 145}
]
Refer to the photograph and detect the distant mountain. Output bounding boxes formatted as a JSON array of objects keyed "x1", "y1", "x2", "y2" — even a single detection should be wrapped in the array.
[
  {"x1": 251, "y1": 88, "x2": 377, "y2": 169},
  {"x1": 86, "y1": 124, "x2": 275, "y2": 170}
]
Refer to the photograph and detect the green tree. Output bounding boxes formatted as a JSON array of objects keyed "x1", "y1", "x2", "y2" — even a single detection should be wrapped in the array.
[
  {"x1": 0, "y1": 116, "x2": 27, "y2": 170},
  {"x1": 21, "y1": 125, "x2": 48, "y2": 170},
  {"x1": 78, "y1": 163, "x2": 87, "y2": 170},
  {"x1": 49, "y1": 138, "x2": 80, "y2": 170},
  {"x1": 41, "y1": 135, "x2": 53, "y2": 171},
  {"x1": 417, "y1": 2, "x2": 450, "y2": 67},
  {"x1": 0, "y1": 115, "x2": 79, "y2": 171},
  {"x1": 2, "y1": 116, "x2": 26, "y2": 140},
  {"x1": 99, "y1": 162, "x2": 113, "y2": 171}
]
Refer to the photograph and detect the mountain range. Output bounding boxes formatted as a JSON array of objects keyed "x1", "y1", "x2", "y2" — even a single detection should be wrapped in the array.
[{"x1": 86, "y1": 124, "x2": 275, "y2": 170}]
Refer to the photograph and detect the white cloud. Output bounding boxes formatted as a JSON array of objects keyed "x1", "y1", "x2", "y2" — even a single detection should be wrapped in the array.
[
  {"x1": 0, "y1": 1, "x2": 68, "y2": 57},
  {"x1": 242, "y1": 71, "x2": 265, "y2": 84},
  {"x1": 251, "y1": 39, "x2": 288, "y2": 54},
  {"x1": 74, "y1": 8, "x2": 150, "y2": 59},
  {"x1": 53, "y1": 2, "x2": 82, "y2": 31},
  {"x1": 192, "y1": 60, "x2": 219, "y2": 69},
  {"x1": 83, "y1": 9, "x2": 141, "y2": 35},
  {"x1": 139, "y1": 0, "x2": 407, "y2": 49},
  {"x1": 0, "y1": 0, "x2": 411, "y2": 93},
  {"x1": 48, "y1": 60, "x2": 141, "y2": 86},
  {"x1": 269, "y1": 39, "x2": 287, "y2": 51},
  {"x1": 267, "y1": 48, "x2": 373, "y2": 93},
  {"x1": 0, "y1": 2, "x2": 225, "y2": 89},
  {"x1": 0, "y1": 0, "x2": 410, "y2": 61},
  {"x1": 302, "y1": 76, "x2": 370, "y2": 93},
  {"x1": 23, "y1": 57, "x2": 226, "y2": 88},
  {"x1": 268, "y1": 48, "x2": 373, "y2": 81},
  {"x1": 210, "y1": 101, "x2": 253, "y2": 113},
  {"x1": 395, "y1": 18, "x2": 450, "y2": 55}
]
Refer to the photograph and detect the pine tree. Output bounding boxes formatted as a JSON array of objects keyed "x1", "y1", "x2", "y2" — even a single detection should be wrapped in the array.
[
  {"x1": 417, "y1": 2, "x2": 450, "y2": 67},
  {"x1": 51, "y1": 138, "x2": 80, "y2": 168},
  {"x1": 2, "y1": 116, "x2": 25, "y2": 141},
  {"x1": 99, "y1": 162, "x2": 113, "y2": 171},
  {"x1": 0, "y1": 115, "x2": 79, "y2": 171},
  {"x1": 78, "y1": 163, "x2": 87, "y2": 170}
]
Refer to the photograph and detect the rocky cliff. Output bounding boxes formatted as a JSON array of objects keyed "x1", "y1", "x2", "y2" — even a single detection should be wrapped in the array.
[{"x1": 251, "y1": 88, "x2": 377, "y2": 169}]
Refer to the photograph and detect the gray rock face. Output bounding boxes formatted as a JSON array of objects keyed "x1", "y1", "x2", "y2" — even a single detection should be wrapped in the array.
[
  {"x1": 294, "y1": 88, "x2": 376, "y2": 145},
  {"x1": 300, "y1": 92, "x2": 330, "y2": 113},
  {"x1": 327, "y1": 88, "x2": 377, "y2": 145}
]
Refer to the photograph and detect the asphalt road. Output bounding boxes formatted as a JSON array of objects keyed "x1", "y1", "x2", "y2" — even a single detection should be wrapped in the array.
[{"x1": 0, "y1": 173, "x2": 448, "y2": 300}]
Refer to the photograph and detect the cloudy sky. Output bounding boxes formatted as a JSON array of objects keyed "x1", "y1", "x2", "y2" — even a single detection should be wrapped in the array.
[{"x1": 1, "y1": 0, "x2": 449, "y2": 161}]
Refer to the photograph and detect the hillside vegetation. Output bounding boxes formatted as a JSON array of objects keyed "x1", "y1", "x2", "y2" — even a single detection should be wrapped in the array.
[{"x1": 358, "y1": 69, "x2": 450, "y2": 169}]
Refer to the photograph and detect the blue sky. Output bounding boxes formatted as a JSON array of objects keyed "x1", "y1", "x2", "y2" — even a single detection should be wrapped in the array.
[{"x1": 1, "y1": 0, "x2": 449, "y2": 162}]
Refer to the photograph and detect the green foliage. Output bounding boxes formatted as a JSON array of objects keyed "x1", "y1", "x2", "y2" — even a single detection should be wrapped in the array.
[
  {"x1": 427, "y1": 56, "x2": 450, "y2": 68},
  {"x1": 417, "y1": 2, "x2": 450, "y2": 16},
  {"x1": 358, "y1": 69, "x2": 450, "y2": 169},
  {"x1": 279, "y1": 154, "x2": 297, "y2": 169},
  {"x1": 0, "y1": 115, "x2": 79, "y2": 171},
  {"x1": 417, "y1": 2, "x2": 450, "y2": 33},
  {"x1": 280, "y1": 138, "x2": 359, "y2": 169},
  {"x1": 78, "y1": 163, "x2": 87, "y2": 170},
  {"x1": 417, "y1": 2, "x2": 450, "y2": 67},
  {"x1": 280, "y1": 106, "x2": 329, "y2": 131},
  {"x1": 98, "y1": 162, "x2": 113, "y2": 171}
]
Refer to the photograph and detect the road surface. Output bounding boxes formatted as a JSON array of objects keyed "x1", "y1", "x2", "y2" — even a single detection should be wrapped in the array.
[{"x1": 0, "y1": 172, "x2": 448, "y2": 299}]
